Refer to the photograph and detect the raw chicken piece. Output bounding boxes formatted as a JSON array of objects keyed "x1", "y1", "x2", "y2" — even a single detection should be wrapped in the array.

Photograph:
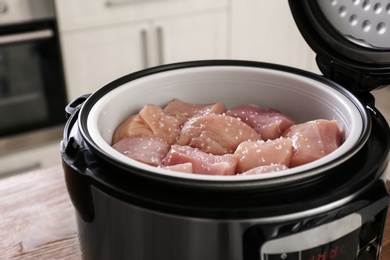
[
  {"x1": 162, "y1": 162, "x2": 193, "y2": 173},
  {"x1": 164, "y1": 99, "x2": 226, "y2": 117},
  {"x1": 112, "y1": 104, "x2": 185, "y2": 145},
  {"x1": 234, "y1": 138, "x2": 293, "y2": 173},
  {"x1": 163, "y1": 144, "x2": 237, "y2": 175},
  {"x1": 177, "y1": 114, "x2": 260, "y2": 155},
  {"x1": 139, "y1": 104, "x2": 185, "y2": 145},
  {"x1": 240, "y1": 164, "x2": 288, "y2": 175},
  {"x1": 226, "y1": 104, "x2": 295, "y2": 141},
  {"x1": 112, "y1": 114, "x2": 153, "y2": 145},
  {"x1": 283, "y1": 119, "x2": 343, "y2": 167},
  {"x1": 112, "y1": 136, "x2": 169, "y2": 167}
]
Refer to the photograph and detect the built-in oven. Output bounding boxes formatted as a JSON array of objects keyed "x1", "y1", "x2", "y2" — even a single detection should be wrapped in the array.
[{"x1": 0, "y1": 0, "x2": 67, "y2": 158}]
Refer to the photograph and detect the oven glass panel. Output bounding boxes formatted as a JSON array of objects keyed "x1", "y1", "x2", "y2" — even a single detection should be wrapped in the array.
[
  {"x1": 0, "y1": 42, "x2": 48, "y2": 132},
  {"x1": 0, "y1": 21, "x2": 67, "y2": 137}
]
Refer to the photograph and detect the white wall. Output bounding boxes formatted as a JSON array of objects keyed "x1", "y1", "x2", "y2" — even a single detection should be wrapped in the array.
[{"x1": 230, "y1": 0, "x2": 320, "y2": 73}]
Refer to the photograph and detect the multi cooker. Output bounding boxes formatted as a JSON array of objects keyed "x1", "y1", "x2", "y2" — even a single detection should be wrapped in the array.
[{"x1": 61, "y1": 1, "x2": 390, "y2": 259}]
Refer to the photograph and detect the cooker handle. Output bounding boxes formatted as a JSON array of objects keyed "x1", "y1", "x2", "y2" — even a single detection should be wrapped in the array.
[
  {"x1": 62, "y1": 93, "x2": 95, "y2": 223},
  {"x1": 62, "y1": 137, "x2": 96, "y2": 223},
  {"x1": 65, "y1": 94, "x2": 91, "y2": 119}
]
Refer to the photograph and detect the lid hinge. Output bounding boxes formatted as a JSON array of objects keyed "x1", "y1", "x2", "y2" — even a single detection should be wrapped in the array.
[
  {"x1": 318, "y1": 57, "x2": 361, "y2": 91},
  {"x1": 317, "y1": 55, "x2": 389, "y2": 92},
  {"x1": 330, "y1": 62, "x2": 361, "y2": 91}
]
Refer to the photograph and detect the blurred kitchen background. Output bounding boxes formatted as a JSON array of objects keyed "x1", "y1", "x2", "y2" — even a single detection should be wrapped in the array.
[{"x1": 0, "y1": 0, "x2": 389, "y2": 177}]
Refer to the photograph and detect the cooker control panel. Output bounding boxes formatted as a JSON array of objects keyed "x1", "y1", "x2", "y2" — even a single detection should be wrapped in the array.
[
  {"x1": 261, "y1": 213, "x2": 362, "y2": 260},
  {"x1": 243, "y1": 198, "x2": 388, "y2": 260}
]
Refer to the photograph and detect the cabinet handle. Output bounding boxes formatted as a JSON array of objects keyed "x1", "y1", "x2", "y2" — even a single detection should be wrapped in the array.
[
  {"x1": 141, "y1": 29, "x2": 148, "y2": 68},
  {"x1": 156, "y1": 26, "x2": 164, "y2": 65},
  {"x1": 105, "y1": 0, "x2": 137, "y2": 6}
]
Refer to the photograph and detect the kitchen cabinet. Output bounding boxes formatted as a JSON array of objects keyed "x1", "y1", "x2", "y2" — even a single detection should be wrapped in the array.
[
  {"x1": 0, "y1": 124, "x2": 64, "y2": 178},
  {"x1": 54, "y1": 0, "x2": 230, "y2": 101},
  {"x1": 60, "y1": 21, "x2": 150, "y2": 100},
  {"x1": 54, "y1": 0, "x2": 228, "y2": 32},
  {"x1": 152, "y1": 11, "x2": 228, "y2": 66},
  {"x1": 0, "y1": 141, "x2": 61, "y2": 178},
  {"x1": 60, "y1": 10, "x2": 228, "y2": 100}
]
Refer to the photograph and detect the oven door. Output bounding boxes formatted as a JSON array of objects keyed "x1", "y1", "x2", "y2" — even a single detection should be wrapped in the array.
[{"x1": 0, "y1": 19, "x2": 67, "y2": 138}]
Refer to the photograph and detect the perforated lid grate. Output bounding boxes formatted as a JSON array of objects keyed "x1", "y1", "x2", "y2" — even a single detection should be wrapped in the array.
[{"x1": 317, "y1": 0, "x2": 390, "y2": 49}]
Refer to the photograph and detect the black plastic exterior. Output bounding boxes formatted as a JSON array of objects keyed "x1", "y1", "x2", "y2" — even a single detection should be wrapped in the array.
[
  {"x1": 65, "y1": 94, "x2": 91, "y2": 120},
  {"x1": 288, "y1": 0, "x2": 390, "y2": 92},
  {"x1": 77, "y1": 60, "x2": 373, "y2": 190},
  {"x1": 61, "y1": 98, "x2": 95, "y2": 222},
  {"x1": 60, "y1": 61, "x2": 390, "y2": 223},
  {"x1": 62, "y1": 103, "x2": 390, "y2": 222}
]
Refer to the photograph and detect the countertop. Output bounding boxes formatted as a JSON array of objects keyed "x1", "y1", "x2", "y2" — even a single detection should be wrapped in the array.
[{"x1": 1, "y1": 165, "x2": 390, "y2": 259}]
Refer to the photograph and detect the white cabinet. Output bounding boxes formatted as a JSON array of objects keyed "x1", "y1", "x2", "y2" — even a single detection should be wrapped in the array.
[
  {"x1": 61, "y1": 11, "x2": 228, "y2": 100},
  {"x1": 153, "y1": 11, "x2": 228, "y2": 65},
  {"x1": 230, "y1": 0, "x2": 320, "y2": 74},
  {"x1": 0, "y1": 141, "x2": 61, "y2": 177},
  {"x1": 55, "y1": 0, "x2": 230, "y2": 100},
  {"x1": 54, "y1": 0, "x2": 228, "y2": 32},
  {"x1": 60, "y1": 21, "x2": 150, "y2": 99}
]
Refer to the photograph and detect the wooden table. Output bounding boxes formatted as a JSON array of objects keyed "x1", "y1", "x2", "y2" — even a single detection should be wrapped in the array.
[{"x1": 1, "y1": 165, "x2": 390, "y2": 259}]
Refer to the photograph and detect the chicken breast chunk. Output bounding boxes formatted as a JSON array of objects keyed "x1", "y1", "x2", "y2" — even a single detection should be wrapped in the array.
[
  {"x1": 163, "y1": 144, "x2": 237, "y2": 175},
  {"x1": 234, "y1": 138, "x2": 293, "y2": 173},
  {"x1": 226, "y1": 104, "x2": 295, "y2": 141},
  {"x1": 177, "y1": 114, "x2": 261, "y2": 155},
  {"x1": 283, "y1": 119, "x2": 343, "y2": 167}
]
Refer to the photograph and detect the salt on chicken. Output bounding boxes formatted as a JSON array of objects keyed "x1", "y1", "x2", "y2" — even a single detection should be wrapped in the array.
[
  {"x1": 234, "y1": 138, "x2": 293, "y2": 173},
  {"x1": 176, "y1": 114, "x2": 261, "y2": 155},
  {"x1": 163, "y1": 144, "x2": 237, "y2": 175},
  {"x1": 283, "y1": 119, "x2": 343, "y2": 167},
  {"x1": 226, "y1": 104, "x2": 295, "y2": 141}
]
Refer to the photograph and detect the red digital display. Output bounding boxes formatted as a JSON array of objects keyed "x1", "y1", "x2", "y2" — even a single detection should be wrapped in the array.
[
  {"x1": 304, "y1": 246, "x2": 339, "y2": 260},
  {"x1": 265, "y1": 228, "x2": 360, "y2": 260},
  {"x1": 305, "y1": 247, "x2": 338, "y2": 260},
  {"x1": 301, "y1": 229, "x2": 360, "y2": 260}
]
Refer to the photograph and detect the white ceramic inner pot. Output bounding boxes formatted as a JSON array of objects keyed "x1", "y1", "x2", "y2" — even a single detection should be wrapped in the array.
[{"x1": 85, "y1": 65, "x2": 365, "y2": 182}]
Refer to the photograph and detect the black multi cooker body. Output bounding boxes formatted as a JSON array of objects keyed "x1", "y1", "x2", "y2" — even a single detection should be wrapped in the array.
[{"x1": 61, "y1": 1, "x2": 390, "y2": 260}]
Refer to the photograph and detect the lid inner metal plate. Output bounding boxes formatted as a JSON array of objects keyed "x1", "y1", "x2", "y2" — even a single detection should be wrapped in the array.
[{"x1": 317, "y1": 0, "x2": 390, "y2": 49}]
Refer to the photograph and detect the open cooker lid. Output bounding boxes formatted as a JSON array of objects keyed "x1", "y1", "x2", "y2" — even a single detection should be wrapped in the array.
[{"x1": 289, "y1": 0, "x2": 390, "y2": 92}]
